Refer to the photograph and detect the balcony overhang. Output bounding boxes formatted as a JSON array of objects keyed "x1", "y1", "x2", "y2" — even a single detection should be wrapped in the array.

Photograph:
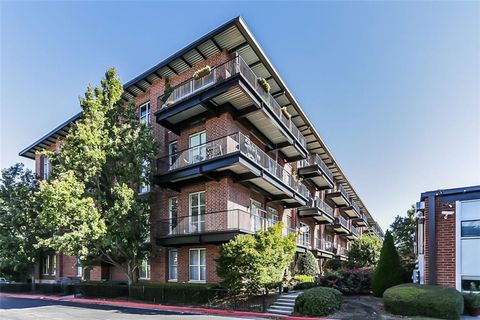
[
  {"x1": 314, "y1": 248, "x2": 335, "y2": 258},
  {"x1": 353, "y1": 216, "x2": 368, "y2": 227},
  {"x1": 156, "y1": 230, "x2": 243, "y2": 246},
  {"x1": 155, "y1": 152, "x2": 308, "y2": 207},
  {"x1": 341, "y1": 205, "x2": 361, "y2": 219},
  {"x1": 346, "y1": 232, "x2": 359, "y2": 241},
  {"x1": 297, "y1": 207, "x2": 334, "y2": 224},
  {"x1": 325, "y1": 191, "x2": 350, "y2": 207},
  {"x1": 333, "y1": 222, "x2": 350, "y2": 235},
  {"x1": 297, "y1": 166, "x2": 334, "y2": 190},
  {"x1": 155, "y1": 64, "x2": 307, "y2": 162}
]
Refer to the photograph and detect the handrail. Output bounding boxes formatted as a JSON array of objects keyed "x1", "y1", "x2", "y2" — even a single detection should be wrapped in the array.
[
  {"x1": 156, "y1": 132, "x2": 309, "y2": 199},
  {"x1": 298, "y1": 154, "x2": 334, "y2": 182},
  {"x1": 351, "y1": 226, "x2": 360, "y2": 236},
  {"x1": 157, "y1": 55, "x2": 307, "y2": 149},
  {"x1": 351, "y1": 200, "x2": 360, "y2": 214},
  {"x1": 337, "y1": 184, "x2": 350, "y2": 203},
  {"x1": 315, "y1": 237, "x2": 334, "y2": 252},
  {"x1": 308, "y1": 197, "x2": 334, "y2": 216},
  {"x1": 156, "y1": 209, "x2": 277, "y2": 237}
]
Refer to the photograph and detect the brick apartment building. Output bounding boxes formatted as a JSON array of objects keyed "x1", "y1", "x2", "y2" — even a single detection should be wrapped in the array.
[
  {"x1": 19, "y1": 17, "x2": 384, "y2": 284},
  {"x1": 414, "y1": 185, "x2": 480, "y2": 292}
]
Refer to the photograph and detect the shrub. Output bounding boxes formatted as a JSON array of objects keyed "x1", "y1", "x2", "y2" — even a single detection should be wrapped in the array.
[
  {"x1": 192, "y1": 66, "x2": 211, "y2": 80},
  {"x1": 0, "y1": 283, "x2": 31, "y2": 293},
  {"x1": 130, "y1": 283, "x2": 226, "y2": 305},
  {"x1": 79, "y1": 281, "x2": 128, "y2": 298},
  {"x1": 0, "y1": 283, "x2": 75, "y2": 295},
  {"x1": 383, "y1": 284, "x2": 464, "y2": 320},
  {"x1": 295, "y1": 251, "x2": 320, "y2": 276},
  {"x1": 325, "y1": 258, "x2": 342, "y2": 271},
  {"x1": 293, "y1": 274, "x2": 317, "y2": 290},
  {"x1": 463, "y1": 293, "x2": 480, "y2": 316},
  {"x1": 319, "y1": 268, "x2": 373, "y2": 295},
  {"x1": 372, "y1": 231, "x2": 403, "y2": 297},
  {"x1": 294, "y1": 286, "x2": 343, "y2": 316}
]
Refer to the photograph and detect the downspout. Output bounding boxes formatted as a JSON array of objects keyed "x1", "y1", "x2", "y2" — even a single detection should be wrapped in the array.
[{"x1": 428, "y1": 194, "x2": 436, "y2": 285}]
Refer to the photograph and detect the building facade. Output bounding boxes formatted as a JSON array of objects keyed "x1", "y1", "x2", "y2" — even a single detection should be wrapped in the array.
[
  {"x1": 20, "y1": 17, "x2": 384, "y2": 284},
  {"x1": 414, "y1": 185, "x2": 480, "y2": 292}
]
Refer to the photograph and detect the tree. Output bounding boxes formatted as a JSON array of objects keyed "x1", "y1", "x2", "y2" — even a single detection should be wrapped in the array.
[
  {"x1": 346, "y1": 233, "x2": 382, "y2": 268},
  {"x1": 390, "y1": 205, "x2": 416, "y2": 280},
  {"x1": 217, "y1": 223, "x2": 296, "y2": 295},
  {"x1": 372, "y1": 231, "x2": 403, "y2": 297},
  {"x1": 295, "y1": 251, "x2": 320, "y2": 276},
  {"x1": 0, "y1": 163, "x2": 42, "y2": 286},
  {"x1": 37, "y1": 68, "x2": 158, "y2": 286}
]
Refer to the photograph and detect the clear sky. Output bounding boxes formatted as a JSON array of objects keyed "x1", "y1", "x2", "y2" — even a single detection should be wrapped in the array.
[{"x1": 1, "y1": 1, "x2": 479, "y2": 230}]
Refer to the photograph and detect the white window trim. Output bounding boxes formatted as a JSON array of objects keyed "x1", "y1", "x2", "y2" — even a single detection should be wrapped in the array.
[
  {"x1": 189, "y1": 191, "x2": 205, "y2": 232},
  {"x1": 188, "y1": 248, "x2": 206, "y2": 283},
  {"x1": 168, "y1": 249, "x2": 178, "y2": 282},
  {"x1": 43, "y1": 157, "x2": 49, "y2": 180},
  {"x1": 139, "y1": 259, "x2": 151, "y2": 280},
  {"x1": 139, "y1": 102, "x2": 151, "y2": 124},
  {"x1": 169, "y1": 197, "x2": 178, "y2": 233}
]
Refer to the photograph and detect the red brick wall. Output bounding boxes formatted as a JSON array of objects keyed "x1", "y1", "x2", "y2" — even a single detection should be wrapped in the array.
[{"x1": 424, "y1": 196, "x2": 456, "y2": 287}]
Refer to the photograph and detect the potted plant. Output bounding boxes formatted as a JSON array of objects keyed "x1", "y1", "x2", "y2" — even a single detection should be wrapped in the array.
[
  {"x1": 192, "y1": 65, "x2": 212, "y2": 80},
  {"x1": 257, "y1": 77, "x2": 271, "y2": 93},
  {"x1": 281, "y1": 106, "x2": 292, "y2": 119},
  {"x1": 464, "y1": 284, "x2": 480, "y2": 316}
]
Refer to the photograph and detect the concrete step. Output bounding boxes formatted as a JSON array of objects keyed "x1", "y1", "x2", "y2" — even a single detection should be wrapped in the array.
[
  {"x1": 274, "y1": 301, "x2": 295, "y2": 307},
  {"x1": 268, "y1": 305, "x2": 294, "y2": 311},
  {"x1": 277, "y1": 297, "x2": 297, "y2": 302},
  {"x1": 267, "y1": 308, "x2": 293, "y2": 315}
]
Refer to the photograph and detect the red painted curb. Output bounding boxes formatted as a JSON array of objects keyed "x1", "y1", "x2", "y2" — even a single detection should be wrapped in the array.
[{"x1": 0, "y1": 293, "x2": 328, "y2": 320}]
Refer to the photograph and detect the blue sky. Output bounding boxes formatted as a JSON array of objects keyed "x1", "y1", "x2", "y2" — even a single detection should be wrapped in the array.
[{"x1": 1, "y1": 1, "x2": 479, "y2": 230}]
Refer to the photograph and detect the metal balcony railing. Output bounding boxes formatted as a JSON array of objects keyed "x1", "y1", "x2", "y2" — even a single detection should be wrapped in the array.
[
  {"x1": 157, "y1": 55, "x2": 307, "y2": 149},
  {"x1": 156, "y1": 132, "x2": 309, "y2": 199},
  {"x1": 351, "y1": 226, "x2": 360, "y2": 236},
  {"x1": 297, "y1": 232, "x2": 311, "y2": 247},
  {"x1": 336, "y1": 215, "x2": 348, "y2": 229},
  {"x1": 351, "y1": 200, "x2": 360, "y2": 213},
  {"x1": 156, "y1": 209, "x2": 277, "y2": 237},
  {"x1": 336, "y1": 246, "x2": 348, "y2": 256},
  {"x1": 337, "y1": 185, "x2": 350, "y2": 203},
  {"x1": 308, "y1": 197, "x2": 334, "y2": 217},
  {"x1": 298, "y1": 154, "x2": 334, "y2": 182},
  {"x1": 316, "y1": 238, "x2": 334, "y2": 253}
]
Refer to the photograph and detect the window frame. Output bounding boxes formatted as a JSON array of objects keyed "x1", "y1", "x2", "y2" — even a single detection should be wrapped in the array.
[
  {"x1": 168, "y1": 249, "x2": 178, "y2": 282},
  {"x1": 168, "y1": 141, "x2": 178, "y2": 166},
  {"x1": 139, "y1": 259, "x2": 151, "y2": 280},
  {"x1": 189, "y1": 191, "x2": 205, "y2": 233},
  {"x1": 189, "y1": 248, "x2": 206, "y2": 283},
  {"x1": 139, "y1": 102, "x2": 151, "y2": 124},
  {"x1": 42, "y1": 156, "x2": 50, "y2": 180}
]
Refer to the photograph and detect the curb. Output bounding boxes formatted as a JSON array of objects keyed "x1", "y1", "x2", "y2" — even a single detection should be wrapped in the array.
[{"x1": 0, "y1": 293, "x2": 327, "y2": 320}]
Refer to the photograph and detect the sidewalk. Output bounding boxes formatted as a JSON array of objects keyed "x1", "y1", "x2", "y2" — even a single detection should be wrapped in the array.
[{"x1": 0, "y1": 293, "x2": 326, "y2": 320}]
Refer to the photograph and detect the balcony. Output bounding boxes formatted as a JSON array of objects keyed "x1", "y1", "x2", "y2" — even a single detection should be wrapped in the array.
[
  {"x1": 347, "y1": 226, "x2": 360, "y2": 240},
  {"x1": 364, "y1": 224, "x2": 384, "y2": 239},
  {"x1": 341, "y1": 200, "x2": 361, "y2": 219},
  {"x1": 353, "y1": 213, "x2": 368, "y2": 227},
  {"x1": 297, "y1": 232, "x2": 311, "y2": 250},
  {"x1": 155, "y1": 132, "x2": 309, "y2": 207},
  {"x1": 155, "y1": 55, "x2": 307, "y2": 161},
  {"x1": 297, "y1": 154, "x2": 334, "y2": 190},
  {"x1": 297, "y1": 198, "x2": 334, "y2": 224},
  {"x1": 156, "y1": 209, "x2": 278, "y2": 246},
  {"x1": 325, "y1": 185, "x2": 351, "y2": 207},
  {"x1": 333, "y1": 216, "x2": 350, "y2": 234},
  {"x1": 335, "y1": 247, "x2": 348, "y2": 261},
  {"x1": 314, "y1": 238, "x2": 335, "y2": 258}
]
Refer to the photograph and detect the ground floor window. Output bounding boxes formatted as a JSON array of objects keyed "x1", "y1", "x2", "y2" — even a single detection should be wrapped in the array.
[
  {"x1": 169, "y1": 249, "x2": 178, "y2": 281},
  {"x1": 76, "y1": 258, "x2": 83, "y2": 277},
  {"x1": 42, "y1": 254, "x2": 56, "y2": 275},
  {"x1": 189, "y1": 248, "x2": 206, "y2": 282},
  {"x1": 139, "y1": 259, "x2": 150, "y2": 280}
]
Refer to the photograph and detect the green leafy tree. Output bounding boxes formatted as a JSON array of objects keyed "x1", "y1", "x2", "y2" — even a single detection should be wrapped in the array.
[
  {"x1": 346, "y1": 233, "x2": 382, "y2": 268},
  {"x1": 0, "y1": 163, "x2": 42, "y2": 286},
  {"x1": 295, "y1": 251, "x2": 320, "y2": 276},
  {"x1": 390, "y1": 205, "x2": 416, "y2": 280},
  {"x1": 38, "y1": 68, "x2": 158, "y2": 286},
  {"x1": 372, "y1": 231, "x2": 403, "y2": 297},
  {"x1": 217, "y1": 223, "x2": 296, "y2": 295}
]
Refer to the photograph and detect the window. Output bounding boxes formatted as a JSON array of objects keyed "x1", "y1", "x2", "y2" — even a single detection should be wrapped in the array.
[
  {"x1": 42, "y1": 156, "x2": 50, "y2": 180},
  {"x1": 139, "y1": 259, "x2": 150, "y2": 280},
  {"x1": 189, "y1": 192, "x2": 205, "y2": 233},
  {"x1": 188, "y1": 131, "x2": 206, "y2": 164},
  {"x1": 300, "y1": 222, "x2": 310, "y2": 247},
  {"x1": 42, "y1": 254, "x2": 56, "y2": 275},
  {"x1": 169, "y1": 197, "x2": 178, "y2": 233},
  {"x1": 168, "y1": 141, "x2": 178, "y2": 167},
  {"x1": 250, "y1": 199, "x2": 263, "y2": 232},
  {"x1": 189, "y1": 248, "x2": 206, "y2": 282},
  {"x1": 267, "y1": 207, "x2": 278, "y2": 228},
  {"x1": 139, "y1": 102, "x2": 151, "y2": 124},
  {"x1": 76, "y1": 258, "x2": 83, "y2": 277},
  {"x1": 461, "y1": 220, "x2": 480, "y2": 237},
  {"x1": 168, "y1": 249, "x2": 178, "y2": 281},
  {"x1": 139, "y1": 160, "x2": 150, "y2": 194}
]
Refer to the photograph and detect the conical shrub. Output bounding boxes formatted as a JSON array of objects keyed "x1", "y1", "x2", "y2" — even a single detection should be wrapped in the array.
[{"x1": 372, "y1": 231, "x2": 403, "y2": 297}]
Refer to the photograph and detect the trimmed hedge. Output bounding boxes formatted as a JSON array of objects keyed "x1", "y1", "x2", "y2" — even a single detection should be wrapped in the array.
[
  {"x1": 0, "y1": 283, "x2": 76, "y2": 295},
  {"x1": 130, "y1": 283, "x2": 227, "y2": 304},
  {"x1": 294, "y1": 286, "x2": 343, "y2": 316},
  {"x1": 383, "y1": 284, "x2": 464, "y2": 320},
  {"x1": 372, "y1": 231, "x2": 403, "y2": 297},
  {"x1": 463, "y1": 293, "x2": 480, "y2": 316},
  {"x1": 79, "y1": 281, "x2": 128, "y2": 298}
]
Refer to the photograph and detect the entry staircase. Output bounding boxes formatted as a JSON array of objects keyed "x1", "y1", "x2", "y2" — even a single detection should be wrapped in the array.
[{"x1": 266, "y1": 291, "x2": 302, "y2": 315}]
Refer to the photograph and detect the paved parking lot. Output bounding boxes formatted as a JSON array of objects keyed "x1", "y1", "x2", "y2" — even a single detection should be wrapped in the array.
[{"x1": 0, "y1": 296, "x2": 254, "y2": 320}]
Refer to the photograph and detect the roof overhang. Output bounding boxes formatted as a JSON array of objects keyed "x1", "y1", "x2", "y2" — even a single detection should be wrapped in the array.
[{"x1": 18, "y1": 16, "x2": 381, "y2": 232}]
